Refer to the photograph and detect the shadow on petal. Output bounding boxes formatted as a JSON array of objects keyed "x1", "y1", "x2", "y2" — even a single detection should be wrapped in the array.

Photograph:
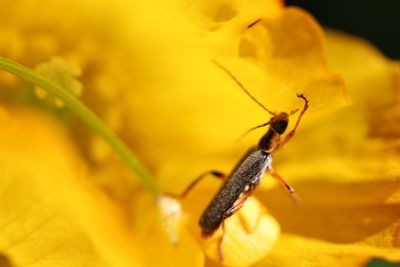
[
  {"x1": 258, "y1": 179, "x2": 400, "y2": 244},
  {"x1": 0, "y1": 253, "x2": 14, "y2": 267}
]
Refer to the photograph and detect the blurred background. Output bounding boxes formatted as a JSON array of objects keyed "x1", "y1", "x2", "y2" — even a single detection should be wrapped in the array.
[
  {"x1": 286, "y1": 0, "x2": 400, "y2": 59},
  {"x1": 285, "y1": 1, "x2": 400, "y2": 267}
]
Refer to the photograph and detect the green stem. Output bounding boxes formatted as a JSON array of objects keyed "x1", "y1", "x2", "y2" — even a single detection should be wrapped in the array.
[{"x1": 0, "y1": 56, "x2": 161, "y2": 196}]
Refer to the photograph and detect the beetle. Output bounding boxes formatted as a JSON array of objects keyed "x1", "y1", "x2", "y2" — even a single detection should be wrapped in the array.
[{"x1": 167, "y1": 60, "x2": 308, "y2": 261}]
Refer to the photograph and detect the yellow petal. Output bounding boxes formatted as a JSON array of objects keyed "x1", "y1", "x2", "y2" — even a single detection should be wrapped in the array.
[
  {"x1": 258, "y1": 142, "x2": 400, "y2": 249},
  {"x1": 257, "y1": 234, "x2": 400, "y2": 267},
  {"x1": 131, "y1": 192, "x2": 204, "y2": 267},
  {"x1": 119, "y1": 5, "x2": 349, "y2": 194},
  {"x1": 0, "y1": 1, "x2": 353, "y2": 266},
  {"x1": 255, "y1": 31, "x2": 400, "y2": 266},
  {"x1": 202, "y1": 198, "x2": 280, "y2": 266},
  {"x1": 181, "y1": 179, "x2": 279, "y2": 267},
  {"x1": 325, "y1": 30, "x2": 399, "y2": 107},
  {"x1": 0, "y1": 106, "x2": 142, "y2": 267},
  {"x1": 114, "y1": 3, "x2": 349, "y2": 265}
]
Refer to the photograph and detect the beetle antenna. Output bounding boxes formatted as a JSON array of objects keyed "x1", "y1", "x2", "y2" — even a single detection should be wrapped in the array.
[
  {"x1": 236, "y1": 121, "x2": 271, "y2": 142},
  {"x1": 289, "y1": 108, "x2": 299, "y2": 116},
  {"x1": 247, "y1": 18, "x2": 262, "y2": 28},
  {"x1": 213, "y1": 60, "x2": 276, "y2": 116}
]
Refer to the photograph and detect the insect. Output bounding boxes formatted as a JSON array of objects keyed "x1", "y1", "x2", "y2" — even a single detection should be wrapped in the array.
[{"x1": 168, "y1": 61, "x2": 308, "y2": 261}]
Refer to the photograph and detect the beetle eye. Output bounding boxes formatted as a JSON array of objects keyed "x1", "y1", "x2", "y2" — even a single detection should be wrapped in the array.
[{"x1": 272, "y1": 120, "x2": 288, "y2": 134}]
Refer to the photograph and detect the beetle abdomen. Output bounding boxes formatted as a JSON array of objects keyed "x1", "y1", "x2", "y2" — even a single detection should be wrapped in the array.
[{"x1": 199, "y1": 148, "x2": 272, "y2": 233}]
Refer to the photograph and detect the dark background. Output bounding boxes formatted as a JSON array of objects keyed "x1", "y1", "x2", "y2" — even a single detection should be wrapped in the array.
[
  {"x1": 284, "y1": 2, "x2": 400, "y2": 266},
  {"x1": 285, "y1": 0, "x2": 400, "y2": 59}
]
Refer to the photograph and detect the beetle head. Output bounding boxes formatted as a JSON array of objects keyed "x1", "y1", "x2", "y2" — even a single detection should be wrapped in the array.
[{"x1": 270, "y1": 112, "x2": 289, "y2": 134}]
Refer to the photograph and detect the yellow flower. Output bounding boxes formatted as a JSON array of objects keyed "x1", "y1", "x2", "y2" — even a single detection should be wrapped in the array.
[
  {"x1": 254, "y1": 30, "x2": 400, "y2": 266},
  {"x1": 0, "y1": 0, "x2": 399, "y2": 267},
  {"x1": 0, "y1": 107, "x2": 143, "y2": 267}
]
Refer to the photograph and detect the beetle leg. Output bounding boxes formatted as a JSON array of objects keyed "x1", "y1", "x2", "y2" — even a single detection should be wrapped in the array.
[
  {"x1": 223, "y1": 189, "x2": 254, "y2": 231},
  {"x1": 217, "y1": 189, "x2": 257, "y2": 262},
  {"x1": 218, "y1": 188, "x2": 258, "y2": 261},
  {"x1": 224, "y1": 188, "x2": 253, "y2": 218},
  {"x1": 276, "y1": 94, "x2": 309, "y2": 150},
  {"x1": 269, "y1": 168, "x2": 300, "y2": 203},
  {"x1": 269, "y1": 168, "x2": 294, "y2": 193},
  {"x1": 164, "y1": 170, "x2": 226, "y2": 199},
  {"x1": 229, "y1": 189, "x2": 262, "y2": 234},
  {"x1": 238, "y1": 209, "x2": 263, "y2": 234},
  {"x1": 218, "y1": 220, "x2": 226, "y2": 262}
]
